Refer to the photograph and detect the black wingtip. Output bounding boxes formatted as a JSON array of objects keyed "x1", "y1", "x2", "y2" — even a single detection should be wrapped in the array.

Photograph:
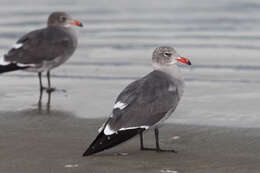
[
  {"x1": 82, "y1": 153, "x2": 89, "y2": 157},
  {"x1": 0, "y1": 63, "x2": 28, "y2": 74},
  {"x1": 82, "y1": 128, "x2": 145, "y2": 156},
  {"x1": 82, "y1": 152, "x2": 89, "y2": 157},
  {"x1": 82, "y1": 148, "x2": 94, "y2": 157},
  {"x1": 82, "y1": 145, "x2": 97, "y2": 156}
]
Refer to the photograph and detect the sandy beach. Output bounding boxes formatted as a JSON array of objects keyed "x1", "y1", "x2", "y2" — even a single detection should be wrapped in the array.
[
  {"x1": 0, "y1": 109, "x2": 260, "y2": 173},
  {"x1": 1, "y1": 0, "x2": 260, "y2": 172}
]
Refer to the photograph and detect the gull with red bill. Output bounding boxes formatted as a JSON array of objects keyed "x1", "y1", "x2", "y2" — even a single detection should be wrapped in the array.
[
  {"x1": 0, "y1": 11, "x2": 83, "y2": 94},
  {"x1": 83, "y1": 46, "x2": 191, "y2": 156}
]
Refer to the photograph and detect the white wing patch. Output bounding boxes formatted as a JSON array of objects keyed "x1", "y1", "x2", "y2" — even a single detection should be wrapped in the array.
[
  {"x1": 104, "y1": 124, "x2": 116, "y2": 135},
  {"x1": 113, "y1": 101, "x2": 127, "y2": 110},
  {"x1": 0, "y1": 43, "x2": 23, "y2": 65},
  {"x1": 103, "y1": 124, "x2": 149, "y2": 136},
  {"x1": 0, "y1": 56, "x2": 35, "y2": 67},
  {"x1": 119, "y1": 126, "x2": 149, "y2": 131},
  {"x1": 12, "y1": 43, "x2": 23, "y2": 49},
  {"x1": 0, "y1": 56, "x2": 10, "y2": 65},
  {"x1": 16, "y1": 63, "x2": 35, "y2": 67}
]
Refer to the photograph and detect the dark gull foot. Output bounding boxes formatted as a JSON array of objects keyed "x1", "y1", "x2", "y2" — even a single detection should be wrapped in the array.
[
  {"x1": 46, "y1": 87, "x2": 56, "y2": 93},
  {"x1": 141, "y1": 147, "x2": 177, "y2": 153}
]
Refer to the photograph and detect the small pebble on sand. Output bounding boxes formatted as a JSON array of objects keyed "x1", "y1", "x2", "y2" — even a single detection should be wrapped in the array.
[
  {"x1": 172, "y1": 136, "x2": 180, "y2": 140},
  {"x1": 160, "y1": 169, "x2": 178, "y2": 173},
  {"x1": 114, "y1": 152, "x2": 129, "y2": 156},
  {"x1": 64, "y1": 164, "x2": 79, "y2": 168}
]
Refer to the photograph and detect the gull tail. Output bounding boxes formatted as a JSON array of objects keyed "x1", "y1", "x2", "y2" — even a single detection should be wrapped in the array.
[
  {"x1": 82, "y1": 128, "x2": 144, "y2": 156},
  {"x1": 0, "y1": 64, "x2": 28, "y2": 74}
]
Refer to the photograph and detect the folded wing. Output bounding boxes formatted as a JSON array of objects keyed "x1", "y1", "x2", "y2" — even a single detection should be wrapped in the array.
[
  {"x1": 105, "y1": 70, "x2": 181, "y2": 134},
  {"x1": 4, "y1": 27, "x2": 76, "y2": 66}
]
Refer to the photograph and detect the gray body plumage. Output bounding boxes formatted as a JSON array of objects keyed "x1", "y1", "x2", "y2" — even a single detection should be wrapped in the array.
[
  {"x1": 4, "y1": 26, "x2": 78, "y2": 72},
  {"x1": 107, "y1": 67, "x2": 184, "y2": 132}
]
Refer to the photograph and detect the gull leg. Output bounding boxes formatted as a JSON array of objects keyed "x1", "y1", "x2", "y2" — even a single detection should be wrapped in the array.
[
  {"x1": 140, "y1": 132, "x2": 144, "y2": 150},
  {"x1": 140, "y1": 128, "x2": 177, "y2": 153},
  {"x1": 38, "y1": 72, "x2": 43, "y2": 108},
  {"x1": 46, "y1": 90, "x2": 52, "y2": 113},
  {"x1": 38, "y1": 72, "x2": 44, "y2": 91},
  {"x1": 154, "y1": 128, "x2": 177, "y2": 153},
  {"x1": 46, "y1": 71, "x2": 55, "y2": 93},
  {"x1": 140, "y1": 130, "x2": 157, "y2": 151}
]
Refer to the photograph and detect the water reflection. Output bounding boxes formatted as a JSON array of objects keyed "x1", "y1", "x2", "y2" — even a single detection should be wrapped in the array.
[
  {"x1": 38, "y1": 90, "x2": 52, "y2": 113},
  {"x1": 1, "y1": 106, "x2": 77, "y2": 118},
  {"x1": 37, "y1": 89, "x2": 67, "y2": 113}
]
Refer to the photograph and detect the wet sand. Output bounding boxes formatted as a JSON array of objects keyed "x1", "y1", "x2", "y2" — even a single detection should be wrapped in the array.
[
  {"x1": 1, "y1": 0, "x2": 260, "y2": 172},
  {"x1": 0, "y1": 108, "x2": 259, "y2": 173}
]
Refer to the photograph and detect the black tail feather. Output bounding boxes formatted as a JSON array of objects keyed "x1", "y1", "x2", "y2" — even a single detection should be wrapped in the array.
[
  {"x1": 0, "y1": 64, "x2": 28, "y2": 73},
  {"x1": 83, "y1": 128, "x2": 144, "y2": 156}
]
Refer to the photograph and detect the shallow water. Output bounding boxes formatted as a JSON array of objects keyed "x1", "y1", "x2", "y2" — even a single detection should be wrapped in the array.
[{"x1": 0, "y1": 0, "x2": 260, "y2": 128}]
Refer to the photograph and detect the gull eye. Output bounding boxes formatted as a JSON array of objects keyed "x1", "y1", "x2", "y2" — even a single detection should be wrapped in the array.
[
  {"x1": 164, "y1": 53, "x2": 172, "y2": 57},
  {"x1": 60, "y1": 16, "x2": 66, "y2": 22}
]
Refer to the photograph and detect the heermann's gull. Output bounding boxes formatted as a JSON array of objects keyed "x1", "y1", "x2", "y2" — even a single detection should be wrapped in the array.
[
  {"x1": 0, "y1": 11, "x2": 83, "y2": 93},
  {"x1": 83, "y1": 46, "x2": 191, "y2": 156}
]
